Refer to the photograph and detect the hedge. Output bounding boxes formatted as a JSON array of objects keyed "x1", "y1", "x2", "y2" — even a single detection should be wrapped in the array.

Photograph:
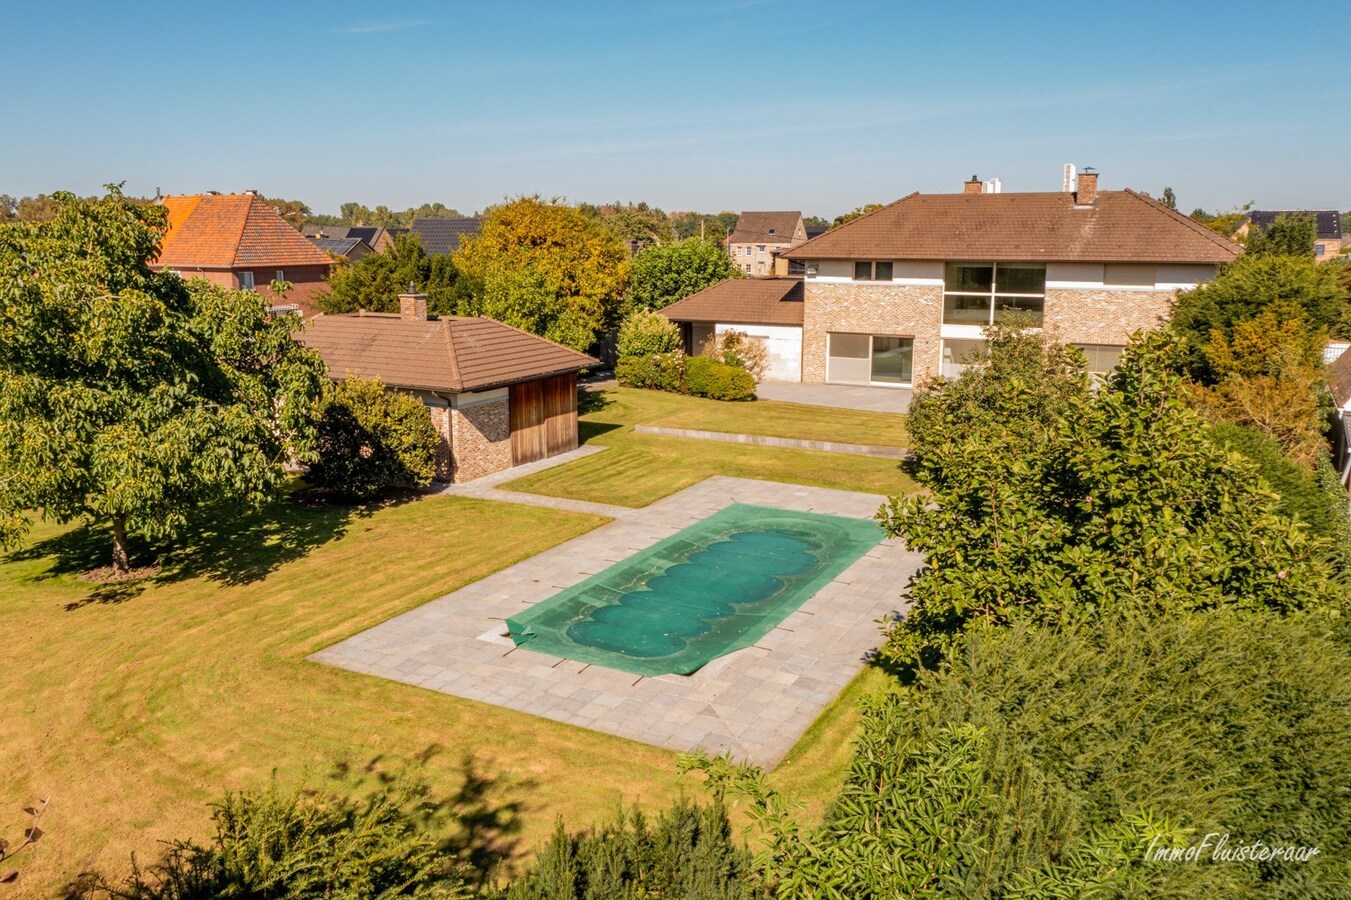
[{"x1": 684, "y1": 356, "x2": 755, "y2": 401}]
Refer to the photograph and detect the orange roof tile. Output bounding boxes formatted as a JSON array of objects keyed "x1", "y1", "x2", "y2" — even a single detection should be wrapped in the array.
[{"x1": 155, "y1": 193, "x2": 334, "y2": 269}]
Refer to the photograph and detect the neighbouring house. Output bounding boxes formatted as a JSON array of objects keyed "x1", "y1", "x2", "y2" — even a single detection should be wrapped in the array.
[
  {"x1": 661, "y1": 277, "x2": 805, "y2": 382},
  {"x1": 302, "y1": 224, "x2": 398, "y2": 253},
  {"x1": 308, "y1": 236, "x2": 375, "y2": 261},
  {"x1": 774, "y1": 169, "x2": 1241, "y2": 387},
  {"x1": 1240, "y1": 210, "x2": 1343, "y2": 261},
  {"x1": 727, "y1": 211, "x2": 807, "y2": 277},
  {"x1": 410, "y1": 217, "x2": 482, "y2": 256},
  {"x1": 155, "y1": 192, "x2": 335, "y2": 314},
  {"x1": 297, "y1": 293, "x2": 595, "y2": 483}
]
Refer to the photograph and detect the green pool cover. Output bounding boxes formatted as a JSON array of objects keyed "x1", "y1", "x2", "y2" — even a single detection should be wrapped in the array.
[{"x1": 506, "y1": 503, "x2": 883, "y2": 676}]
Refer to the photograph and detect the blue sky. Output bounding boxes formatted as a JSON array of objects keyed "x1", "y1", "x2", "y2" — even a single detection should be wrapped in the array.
[{"x1": 3, "y1": 0, "x2": 1345, "y2": 218}]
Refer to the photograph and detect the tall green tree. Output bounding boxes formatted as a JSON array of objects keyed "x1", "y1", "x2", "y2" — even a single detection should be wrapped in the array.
[
  {"x1": 1170, "y1": 253, "x2": 1347, "y2": 373},
  {"x1": 830, "y1": 204, "x2": 883, "y2": 228},
  {"x1": 1160, "y1": 186, "x2": 1177, "y2": 209},
  {"x1": 877, "y1": 327, "x2": 1337, "y2": 667},
  {"x1": 0, "y1": 189, "x2": 327, "y2": 574},
  {"x1": 1245, "y1": 213, "x2": 1318, "y2": 257},
  {"x1": 320, "y1": 232, "x2": 470, "y2": 316},
  {"x1": 670, "y1": 211, "x2": 739, "y2": 242},
  {"x1": 454, "y1": 197, "x2": 630, "y2": 351},
  {"x1": 579, "y1": 201, "x2": 675, "y2": 245},
  {"x1": 629, "y1": 238, "x2": 742, "y2": 312}
]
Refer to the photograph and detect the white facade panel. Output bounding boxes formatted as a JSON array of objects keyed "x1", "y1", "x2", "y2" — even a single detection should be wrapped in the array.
[{"x1": 715, "y1": 322, "x2": 802, "y2": 382}]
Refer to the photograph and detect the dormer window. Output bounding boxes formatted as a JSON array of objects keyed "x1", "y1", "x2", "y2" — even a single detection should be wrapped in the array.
[{"x1": 768, "y1": 227, "x2": 776, "y2": 236}]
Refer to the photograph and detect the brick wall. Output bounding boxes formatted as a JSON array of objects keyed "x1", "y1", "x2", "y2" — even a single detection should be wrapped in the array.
[
  {"x1": 802, "y1": 283, "x2": 943, "y2": 382},
  {"x1": 1043, "y1": 289, "x2": 1174, "y2": 345},
  {"x1": 249, "y1": 264, "x2": 331, "y2": 315},
  {"x1": 450, "y1": 398, "x2": 512, "y2": 482},
  {"x1": 428, "y1": 405, "x2": 453, "y2": 481}
]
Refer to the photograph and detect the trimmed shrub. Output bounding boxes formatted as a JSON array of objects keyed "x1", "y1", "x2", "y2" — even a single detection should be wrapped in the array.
[
  {"x1": 308, "y1": 376, "x2": 440, "y2": 499},
  {"x1": 615, "y1": 350, "x2": 685, "y2": 392},
  {"x1": 616, "y1": 309, "x2": 682, "y2": 359},
  {"x1": 685, "y1": 356, "x2": 755, "y2": 401},
  {"x1": 691, "y1": 610, "x2": 1351, "y2": 897},
  {"x1": 500, "y1": 800, "x2": 762, "y2": 899}
]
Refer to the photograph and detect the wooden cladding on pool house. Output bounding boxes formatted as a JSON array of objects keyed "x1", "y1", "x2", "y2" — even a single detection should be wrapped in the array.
[{"x1": 510, "y1": 373, "x2": 580, "y2": 465}]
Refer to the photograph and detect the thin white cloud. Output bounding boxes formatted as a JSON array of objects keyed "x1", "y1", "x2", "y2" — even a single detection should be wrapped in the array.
[{"x1": 335, "y1": 19, "x2": 434, "y2": 34}]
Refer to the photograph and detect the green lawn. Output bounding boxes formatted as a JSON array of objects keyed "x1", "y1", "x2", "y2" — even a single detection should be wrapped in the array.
[
  {"x1": 607, "y1": 386, "x2": 913, "y2": 448},
  {"x1": 505, "y1": 386, "x2": 916, "y2": 507},
  {"x1": 0, "y1": 486, "x2": 890, "y2": 889}
]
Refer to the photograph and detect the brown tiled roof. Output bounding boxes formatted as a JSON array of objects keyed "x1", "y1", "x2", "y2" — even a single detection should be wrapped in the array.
[
  {"x1": 728, "y1": 211, "x2": 803, "y2": 245},
  {"x1": 1330, "y1": 348, "x2": 1351, "y2": 408},
  {"x1": 782, "y1": 190, "x2": 1241, "y2": 264},
  {"x1": 296, "y1": 313, "x2": 596, "y2": 393},
  {"x1": 660, "y1": 277, "x2": 804, "y2": 326},
  {"x1": 156, "y1": 194, "x2": 335, "y2": 269}
]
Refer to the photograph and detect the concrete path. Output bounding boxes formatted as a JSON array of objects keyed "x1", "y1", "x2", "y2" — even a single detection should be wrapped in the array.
[
  {"x1": 313, "y1": 476, "x2": 920, "y2": 768},
  {"x1": 755, "y1": 381, "x2": 912, "y2": 414}
]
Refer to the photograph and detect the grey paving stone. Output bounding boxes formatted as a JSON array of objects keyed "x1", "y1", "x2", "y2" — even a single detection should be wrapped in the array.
[{"x1": 310, "y1": 476, "x2": 919, "y2": 768}]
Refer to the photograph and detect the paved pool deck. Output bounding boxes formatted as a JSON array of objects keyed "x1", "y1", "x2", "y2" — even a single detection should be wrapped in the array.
[{"x1": 312, "y1": 476, "x2": 920, "y2": 768}]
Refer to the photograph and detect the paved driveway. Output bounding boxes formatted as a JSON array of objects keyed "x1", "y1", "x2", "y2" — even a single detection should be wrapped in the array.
[
  {"x1": 755, "y1": 381, "x2": 912, "y2": 414},
  {"x1": 313, "y1": 476, "x2": 919, "y2": 768}
]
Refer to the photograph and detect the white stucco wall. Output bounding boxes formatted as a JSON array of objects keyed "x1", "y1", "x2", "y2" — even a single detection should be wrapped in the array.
[{"x1": 715, "y1": 323, "x2": 802, "y2": 382}]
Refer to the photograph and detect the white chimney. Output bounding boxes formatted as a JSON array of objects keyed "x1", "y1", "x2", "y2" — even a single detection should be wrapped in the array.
[
  {"x1": 983, "y1": 178, "x2": 1002, "y2": 194},
  {"x1": 1062, "y1": 163, "x2": 1077, "y2": 193}
]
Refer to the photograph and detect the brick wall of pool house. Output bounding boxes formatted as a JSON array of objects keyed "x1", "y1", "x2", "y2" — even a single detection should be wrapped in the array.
[{"x1": 450, "y1": 399, "x2": 512, "y2": 482}]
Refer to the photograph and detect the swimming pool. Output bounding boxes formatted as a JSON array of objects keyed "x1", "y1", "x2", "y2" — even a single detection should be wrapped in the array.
[{"x1": 505, "y1": 503, "x2": 883, "y2": 676}]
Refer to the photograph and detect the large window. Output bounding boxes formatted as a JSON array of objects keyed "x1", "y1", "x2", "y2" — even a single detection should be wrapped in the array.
[
  {"x1": 238, "y1": 271, "x2": 255, "y2": 290},
  {"x1": 942, "y1": 263, "x2": 1044, "y2": 326},
  {"x1": 941, "y1": 338, "x2": 986, "y2": 379},
  {"x1": 788, "y1": 259, "x2": 806, "y2": 275},
  {"x1": 827, "y1": 333, "x2": 912, "y2": 385},
  {"x1": 1071, "y1": 343, "x2": 1124, "y2": 377}
]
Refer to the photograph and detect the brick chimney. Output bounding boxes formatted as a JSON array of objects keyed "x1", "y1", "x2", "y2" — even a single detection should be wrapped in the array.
[
  {"x1": 399, "y1": 292, "x2": 429, "y2": 320},
  {"x1": 1075, "y1": 168, "x2": 1099, "y2": 206},
  {"x1": 964, "y1": 175, "x2": 983, "y2": 194}
]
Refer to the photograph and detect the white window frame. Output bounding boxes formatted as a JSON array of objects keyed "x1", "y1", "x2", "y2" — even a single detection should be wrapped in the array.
[
  {"x1": 941, "y1": 262, "x2": 1045, "y2": 326},
  {"x1": 275, "y1": 269, "x2": 285, "y2": 282},
  {"x1": 238, "y1": 271, "x2": 255, "y2": 290}
]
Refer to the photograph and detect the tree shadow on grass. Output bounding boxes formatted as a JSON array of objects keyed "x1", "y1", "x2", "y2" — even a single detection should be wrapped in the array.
[
  {"x1": 578, "y1": 420, "x2": 623, "y2": 443},
  {"x1": 334, "y1": 745, "x2": 530, "y2": 889},
  {"x1": 5, "y1": 485, "x2": 420, "y2": 608}
]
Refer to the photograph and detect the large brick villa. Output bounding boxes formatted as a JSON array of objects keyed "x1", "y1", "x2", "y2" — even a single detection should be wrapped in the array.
[{"x1": 664, "y1": 171, "x2": 1241, "y2": 386}]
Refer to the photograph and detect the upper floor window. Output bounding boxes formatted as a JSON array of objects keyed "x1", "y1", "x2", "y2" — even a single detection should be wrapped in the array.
[
  {"x1": 1316, "y1": 243, "x2": 1326, "y2": 257},
  {"x1": 788, "y1": 259, "x2": 806, "y2": 275},
  {"x1": 238, "y1": 271, "x2": 256, "y2": 291},
  {"x1": 275, "y1": 269, "x2": 285, "y2": 282},
  {"x1": 757, "y1": 245, "x2": 766, "y2": 253},
  {"x1": 853, "y1": 261, "x2": 893, "y2": 281},
  {"x1": 942, "y1": 262, "x2": 1044, "y2": 326}
]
